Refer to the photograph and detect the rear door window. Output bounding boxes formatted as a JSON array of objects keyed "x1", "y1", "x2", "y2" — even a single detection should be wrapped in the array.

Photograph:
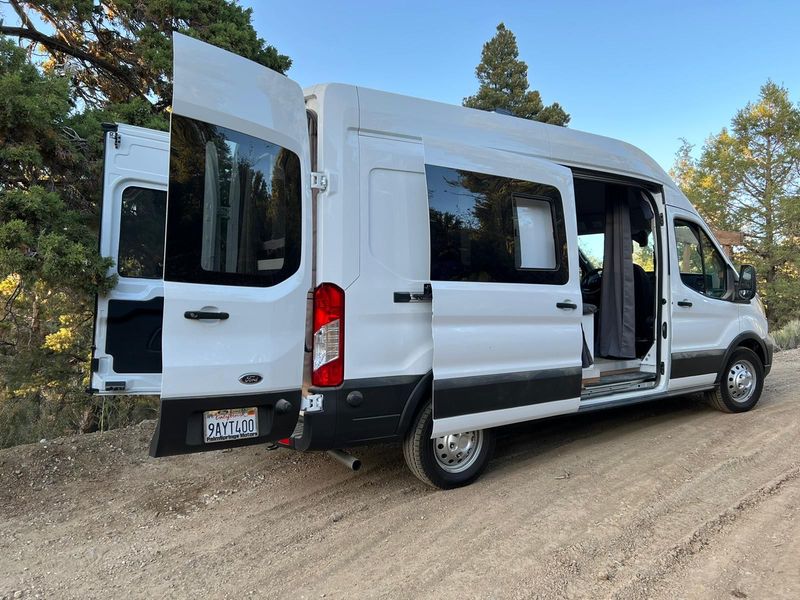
[
  {"x1": 165, "y1": 114, "x2": 302, "y2": 287},
  {"x1": 118, "y1": 187, "x2": 167, "y2": 279}
]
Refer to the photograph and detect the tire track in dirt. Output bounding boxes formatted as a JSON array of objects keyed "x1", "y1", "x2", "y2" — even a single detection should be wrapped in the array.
[{"x1": 1, "y1": 350, "x2": 799, "y2": 599}]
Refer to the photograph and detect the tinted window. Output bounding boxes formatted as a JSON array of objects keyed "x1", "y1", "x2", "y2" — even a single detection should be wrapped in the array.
[
  {"x1": 699, "y1": 228, "x2": 729, "y2": 298},
  {"x1": 675, "y1": 222, "x2": 703, "y2": 294},
  {"x1": 426, "y1": 165, "x2": 567, "y2": 285},
  {"x1": 674, "y1": 219, "x2": 730, "y2": 299},
  {"x1": 118, "y1": 187, "x2": 166, "y2": 279},
  {"x1": 165, "y1": 114, "x2": 302, "y2": 287}
]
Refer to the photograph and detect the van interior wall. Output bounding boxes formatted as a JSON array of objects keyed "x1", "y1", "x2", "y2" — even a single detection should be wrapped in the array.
[{"x1": 574, "y1": 179, "x2": 657, "y2": 370}]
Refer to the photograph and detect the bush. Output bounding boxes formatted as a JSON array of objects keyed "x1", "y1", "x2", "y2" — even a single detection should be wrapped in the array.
[
  {"x1": 773, "y1": 319, "x2": 800, "y2": 352},
  {"x1": 0, "y1": 394, "x2": 158, "y2": 448}
]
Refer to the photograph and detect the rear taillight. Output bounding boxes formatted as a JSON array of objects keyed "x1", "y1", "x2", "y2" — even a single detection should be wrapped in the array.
[{"x1": 312, "y1": 283, "x2": 344, "y2": 387}]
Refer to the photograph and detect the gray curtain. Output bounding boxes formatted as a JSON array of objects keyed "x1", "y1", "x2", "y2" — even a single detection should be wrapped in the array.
[{"x1": 599, "y1": 195, "x2": 636, "y2": 359}]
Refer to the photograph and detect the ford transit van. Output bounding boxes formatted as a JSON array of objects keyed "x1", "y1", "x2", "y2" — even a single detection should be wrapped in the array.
[{"x1": 90, "y1": 34, "x2": 773, "y2": 488}]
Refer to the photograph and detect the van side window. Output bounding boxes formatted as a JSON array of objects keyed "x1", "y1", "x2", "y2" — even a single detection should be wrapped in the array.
[
  {"x1": 165, "y1": 114, "x2": 302, "y2": 287},
  {"x1": 699, "y1": 228, "x2": 729, "y2": 298},
  {"x1": 426, "y1": 164, "x2": 567, "y2": 284},
  {"x1": 674, "y1": 220, "x2": 730, "y2": 299},
  {"x1": 118, "y1": 187, "x2": 166, "y2": 279}
]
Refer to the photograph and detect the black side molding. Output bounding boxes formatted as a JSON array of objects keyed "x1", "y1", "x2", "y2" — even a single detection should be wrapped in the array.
[
  {"x1": 670, "y1": 350, "x2": 725, "y2": 379},
  {"x1": 433, "y1": 367, "x2": 582, "y2": 420}
]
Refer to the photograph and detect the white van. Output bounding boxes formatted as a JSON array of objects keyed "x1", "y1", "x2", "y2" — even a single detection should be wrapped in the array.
[{"x1": 91, "y1": 34, "x2": 773, "y2": 488}]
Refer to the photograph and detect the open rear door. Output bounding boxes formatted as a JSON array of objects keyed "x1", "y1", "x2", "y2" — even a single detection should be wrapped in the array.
[
  {"x1": 425, "y1": 141, "x2": 583, "y2": 437},
  {"x1": 150, "y1": 33, "x2": 312, "y2": 456},
  {"x1": 91, "y1": 124, "x2": 168, "y2": 395}
]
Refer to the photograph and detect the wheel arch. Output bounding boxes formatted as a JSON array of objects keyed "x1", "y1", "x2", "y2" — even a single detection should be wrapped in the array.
[
  {"x1": 715, "y1": 333, "x2": 768, "y2": 384},
  {"x1": 397, "y1": 370, "x2": 432, "y2": 437}
]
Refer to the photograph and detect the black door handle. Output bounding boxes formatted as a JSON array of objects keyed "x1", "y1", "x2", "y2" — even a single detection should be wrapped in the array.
[
  {"x1": 677, "y1": 300, "x2": 693, "y2": 307},
  {"x1": 556, "y1": 301, "x2": 578, "y2": 310},
  {"x1": 184, "y1": 311, "x2": 230, "y2": 320}
]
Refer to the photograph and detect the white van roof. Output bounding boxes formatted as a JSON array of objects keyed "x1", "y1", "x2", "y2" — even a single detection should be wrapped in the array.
[{"x1": 306, "y1": 83, "x2": 695, "y2": 213}]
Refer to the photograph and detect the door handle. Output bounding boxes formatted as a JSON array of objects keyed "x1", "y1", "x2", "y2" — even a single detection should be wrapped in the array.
[
  {"x1": 184, "y1": 311, "x2": 230, "y2": 320},
  {"x1": 556, "y1": 300, "x2": 578, "y2": 310},
  {"x1": 677, "y1": 300, "x2": 693, "y2": 308}
]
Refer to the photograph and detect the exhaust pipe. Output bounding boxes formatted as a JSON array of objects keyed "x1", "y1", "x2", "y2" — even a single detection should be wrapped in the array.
[{"x1": 327, "y1": 449, "x2": 361, "y2": 471}]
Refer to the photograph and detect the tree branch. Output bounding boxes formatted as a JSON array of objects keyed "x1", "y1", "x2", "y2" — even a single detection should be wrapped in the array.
[{"x1": 0, "y1": 24, "x2": 150, "y2": 103}]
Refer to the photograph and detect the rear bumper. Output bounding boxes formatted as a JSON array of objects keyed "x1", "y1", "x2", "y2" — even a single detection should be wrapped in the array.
[
  {"x1": 149, "y1": 390, "x2": 301, "y2": 457},
  {"x1": 292, "y1": 375, "x2": 425, "y2": 451}
]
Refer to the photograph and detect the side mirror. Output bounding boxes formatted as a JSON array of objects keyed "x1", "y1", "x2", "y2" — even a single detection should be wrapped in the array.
[{"x1": 737, "y1": 264, "x2": 757, "y2": 301}]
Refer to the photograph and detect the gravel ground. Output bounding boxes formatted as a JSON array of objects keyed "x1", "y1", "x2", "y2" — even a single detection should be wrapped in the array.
[{"x1": 1, "y1": 350, "x2": 799, "y2": 599}]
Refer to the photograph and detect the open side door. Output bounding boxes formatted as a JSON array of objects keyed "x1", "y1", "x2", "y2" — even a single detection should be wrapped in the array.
[
  {"x1": 91, "y1": 124, "x2": 169, "y2": 395},
  {"x1": 425, "y1": 141, "x2": 583, "y2": 437},
  {"x1": 149, "y1": 33, "x2": 312, "y2": 456}
]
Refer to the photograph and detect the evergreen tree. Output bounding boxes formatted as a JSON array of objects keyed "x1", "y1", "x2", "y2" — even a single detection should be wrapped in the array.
[
  {"x1": 0, "y1": 2, "x2": 291, "y2": 445},
  {"x1": 464, "y1": 23, "x2": 569, "y2": 126},
  {"x1": 671, "y1": 81, "x2": 800, "y2": 326},
  {"x1": 0, "y1": 0, "x2": 290, "y2": 111}
]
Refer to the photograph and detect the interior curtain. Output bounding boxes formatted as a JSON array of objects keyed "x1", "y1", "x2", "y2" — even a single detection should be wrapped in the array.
[{"x1": 599, "y1": 193, "x2": 636, "y2": 359}]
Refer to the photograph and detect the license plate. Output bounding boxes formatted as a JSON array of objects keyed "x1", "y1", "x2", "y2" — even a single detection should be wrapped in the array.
[{"x1": 204, "y1": 407, "x2": 258, "y2": 443}]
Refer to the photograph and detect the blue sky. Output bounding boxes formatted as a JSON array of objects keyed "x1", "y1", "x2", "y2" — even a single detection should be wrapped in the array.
[{"x1": 247, "y1": 0, "x2": 800, "y2": 171}]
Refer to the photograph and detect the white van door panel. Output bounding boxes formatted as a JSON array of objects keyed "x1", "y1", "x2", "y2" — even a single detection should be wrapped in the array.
[
  {"x1": 91, "y1": 124, "x2": 168, "y2": 395},
  {"x1": 426, "y1": 141, "x2": 583, "y2": 437},
  {"x1": 668, "y1": 206, "x2": 739, "y2": 390},
  {"x1": 152, "y1": 34, "x2": 311, "y2": 455}
]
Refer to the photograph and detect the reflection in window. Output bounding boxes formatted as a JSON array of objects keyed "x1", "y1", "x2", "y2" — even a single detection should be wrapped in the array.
[
  {"x1": 426, "y1": 165, "x2": 567, "y2": 285},
  {"x1": 118, "y1": 187, "x2": 166, "y2": 279},
  {"x1": 166, "y1": 115, "x2": 301, "y2": 287},
  {"x1": 514, "y1": 196, "x2": 556, "y2": 269},
  {"x1": 674, "y1": 220, "x2": 730, "y2": 299},
  {"x1": 699, "y1": 228, "x2": 729, "y2": 298}
]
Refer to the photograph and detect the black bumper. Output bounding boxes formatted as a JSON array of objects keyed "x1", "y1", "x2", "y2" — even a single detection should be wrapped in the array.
[
  {"x1": 149, "y1": 390, "x2": 301, "y2": 457},
  {"x1": 292, "y1": 374, "x2": 428, "y2": 451}
]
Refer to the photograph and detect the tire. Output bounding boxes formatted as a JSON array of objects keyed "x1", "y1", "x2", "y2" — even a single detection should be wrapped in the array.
[
  {"x1": 402, "y1": 400, "x2": 495, "y2": 489},
  {"x1": 704, "y1": 347, "x2": 764, "y2": 413}
]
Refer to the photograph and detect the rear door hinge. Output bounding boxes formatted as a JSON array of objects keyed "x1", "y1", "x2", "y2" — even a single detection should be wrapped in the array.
[
  {"x1": 310, "y1": 172, "x2": 328, "y2": 192},
  {"x1": 658, "y1": 213, "x2": 665, "y2": 226}
]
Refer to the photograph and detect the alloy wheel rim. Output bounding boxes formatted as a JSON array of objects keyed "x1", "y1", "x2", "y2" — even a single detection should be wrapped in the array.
[
  {"x1": 727, "y1": 359, "x2": 756, "y2": 403},
  {"x1": 433, "y1": 430, "x2": 484, "y2": 473}
]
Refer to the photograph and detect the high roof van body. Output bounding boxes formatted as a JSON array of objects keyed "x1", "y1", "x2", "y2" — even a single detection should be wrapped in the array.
[{"x1": 91, "y1": 34, "x2": 772, "y2": 488}]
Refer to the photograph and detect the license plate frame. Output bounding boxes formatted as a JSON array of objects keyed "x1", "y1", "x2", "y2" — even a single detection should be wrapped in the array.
[{"x1": 203, "y1": 407, "x2": 259, "y2": 443}]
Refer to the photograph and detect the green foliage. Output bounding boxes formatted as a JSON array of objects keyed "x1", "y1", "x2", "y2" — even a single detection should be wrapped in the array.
[
  {"x1": 0, "y1": 0, "x2": 290, "y2": 109},
  {"x1": 0, "y1": 1, "x2": 291, "y2": 446},
  {"x1": 464, "y1": 23, "x2": 569, "y2": 126},
  {"x1": 671, "y1": 82, "x2": 800, "y2": 326},
  {"x1": 773, "y1": 319, "x2": 800, "y2": 351}
]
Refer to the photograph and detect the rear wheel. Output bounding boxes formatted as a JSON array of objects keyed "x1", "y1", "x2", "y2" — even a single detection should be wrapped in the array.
[
  {"x1": 704, "y1": 347, "x2": 764, "y2": 413},
  {"x1": 402, "y1": 401, "x2": 495, "y2": 489}
]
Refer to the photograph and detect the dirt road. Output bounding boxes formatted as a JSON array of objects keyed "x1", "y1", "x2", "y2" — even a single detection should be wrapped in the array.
[{"x1": 2, "y1": 351, "x2": 799, "y2": 599}]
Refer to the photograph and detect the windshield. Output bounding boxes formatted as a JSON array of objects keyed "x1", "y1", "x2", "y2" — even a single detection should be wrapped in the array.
[{"x1": 578, "y1": 233, "x2": 604, "y2": 270}]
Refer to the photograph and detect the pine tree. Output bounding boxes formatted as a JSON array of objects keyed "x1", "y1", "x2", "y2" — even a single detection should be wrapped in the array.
[
  {"x1": 0, "y1": 1, "x2": 292, "y2": 445},
  {"x1": 671, "y1": 82, "x2": 800, "y2": 326},
  {"x1": 464, "y1": 23, "x2": 569, "y2": 126}
]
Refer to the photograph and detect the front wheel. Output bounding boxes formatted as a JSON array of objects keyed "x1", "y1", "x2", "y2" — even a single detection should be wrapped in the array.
[
  {"x1": 402, "y1": 401, "x2": 495, "y2": 489},
  {"x1": 704, "y1": 347, "x2": 764, "y2": 413}
]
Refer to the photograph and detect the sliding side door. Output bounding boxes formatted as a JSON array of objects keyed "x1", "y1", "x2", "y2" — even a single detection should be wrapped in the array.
[{"x1": 426, "y1": 141, "x2": 583, "y2": 437}]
